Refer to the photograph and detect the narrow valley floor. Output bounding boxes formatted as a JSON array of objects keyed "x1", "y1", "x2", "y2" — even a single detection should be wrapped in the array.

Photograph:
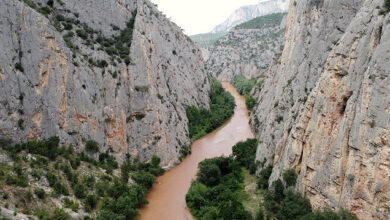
[{"x1": 138, "y1": 83, "x2": 254, "y2": 220}]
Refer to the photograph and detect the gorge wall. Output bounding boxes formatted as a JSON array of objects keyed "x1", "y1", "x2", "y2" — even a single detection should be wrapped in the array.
[
  {"x1": 207, "y1": 13, "x2": 286, "y2": 81},
  {"x1": 0, "y1": 0, "x2": 211, "y2": 167},
  {"x1": 250, "y1": 0, "x2": 390, "y2": 219},
  {"x1": 211, "y1": 0, "x2": 289, "y2": 33}
]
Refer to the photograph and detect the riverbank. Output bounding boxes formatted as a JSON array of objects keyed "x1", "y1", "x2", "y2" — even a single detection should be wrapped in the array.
[{"x1": 138, "y1": 83, "x2": 254, "y2": 220}]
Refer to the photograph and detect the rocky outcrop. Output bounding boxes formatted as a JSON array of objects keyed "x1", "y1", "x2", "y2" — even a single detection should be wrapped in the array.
[
  {"x1": 250, "y1": 0, "x2": 390, "y2": 218},
  {"x1": 0, "y1": 0, "x2": 211, "y2": 167},
  {"x1": 207, "y1": 13, "x2": 286, "y2": 81},
  {"x1": 211, "y1": 0, "x2": 288, "y2": 33}
]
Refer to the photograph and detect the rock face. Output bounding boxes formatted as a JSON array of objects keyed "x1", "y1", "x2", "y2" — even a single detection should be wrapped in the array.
[
  {"x1": 0, "y1": 0, "x2": 211, "y2": 167},
  {"x1": 211, "y1": 0, "x2": 288, "y2": 33},
  {"x1": 207, "y1": 13, "x2": 286, "y2": 81},
  {"x1": 250, "y1": 0, "x2": 390, "y2": 218}
]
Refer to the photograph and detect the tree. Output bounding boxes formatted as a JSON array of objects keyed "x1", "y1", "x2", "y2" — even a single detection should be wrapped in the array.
[
  {"x1": 272, "y1": 179, "x2": 285, "y2": 202},
  {"x1": 277, "y1": 188, "x2": 312, "y2": 219},
  {"x1": 73, "y1": 183, "x2": 86, "y2": 199},
  {"x1": 258, "y1": 165, "x2": 273, "y2": 189},
  {"x1": 283, "y1": 169, "x2": 297, "y2": 187},
  {"x1": 85, "y1": 194, "x2": 98, "y2": 210},
  {"x1": 197, "y1": 162, "x2": 221, "y2": 187},
  {"x1": 232, "y1": 139, "x2": 257, "y2": 173},
  {"x1": 151, "y1": 155, "x2": 161, "y2": 167},
  {"x1": 131, "y1": 171, "x2": 156, "y2": 189}
]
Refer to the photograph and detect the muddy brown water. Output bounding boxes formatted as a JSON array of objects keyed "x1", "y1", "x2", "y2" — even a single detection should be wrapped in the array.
[{"x1": 139, "y1": 82, "x2": 254, "y2": 220}]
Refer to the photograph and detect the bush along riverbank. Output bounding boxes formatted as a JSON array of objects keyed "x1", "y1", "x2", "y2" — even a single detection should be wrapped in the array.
[
  {"x1": 186, "y1": 138, "x2": 358, "y2": 220},
  {"x1": 0, "y1": 137, "x2": 164, "y2": 219},
  {"x1": 231, "y1": 75, "x2": 257, "y2": 111},
  {"x1": 186, "y1": 79, "x2": 235, "y2": 140}
]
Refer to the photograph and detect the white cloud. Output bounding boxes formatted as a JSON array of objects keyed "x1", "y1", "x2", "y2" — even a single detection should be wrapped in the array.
[{"x1": 150, "y1": 0, "x2": 267, "y2": 35}]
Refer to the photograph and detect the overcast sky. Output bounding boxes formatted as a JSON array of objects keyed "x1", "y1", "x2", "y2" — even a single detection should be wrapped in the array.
[{"x1": 150, "y1": 0, "x2": 266, "y2": 35}]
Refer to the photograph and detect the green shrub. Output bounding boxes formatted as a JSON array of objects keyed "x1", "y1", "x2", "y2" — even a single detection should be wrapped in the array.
[
  {"x1": 56, "y1": 14, "x2": 65, "y2": 21},
  {"x1": 135, "y1": 113, "x2": 146, "y2": 120},
  {"x1": 97, "y1": 60, "x2": 108, "y2": 68},
  {"x1": 231, "y1": 75, "x2": 256, "y2": 95},
  {"x1": 179, "y1": 145, "x2": 191, "y2": 161},
  {"x1": 15, "y1": 63, "x2": 24, "y2": 72},
  {"x1": 186, "y1": 79, "x2": 235, "y2": 139},
  {"x1": 283, "y1": 169, "x2": 297, "y2": 187},
  {"x1": 73, "y1": 183, "x2": 86, "y2": 199},
  {"x1": 96, "y1": 210, "x2": 125, "y2": 220},
  {"x1": 151, "y1": 155, "x2": 161, "y2": 167},
  {"x1": 5, "y1": 175, "x2": 18, "y2": 185},
  {"x1": 276, "y1": 188, "x2": 312, "y2": 219},
  {"x1": 47, "y1": 0, "x2": 54, "y2": 7},
  {"x1": 135, "y1": 85, "x2": 149, "y2": 92},
  {"x1": 76, "y1": 29, "x2": 88, "y2": 39},
  {"x1": 54, "y1": 182, "x2": 69, "y2": 195},
  {"x1": 63, "y1": 198, "x2": 79, "y2": 212},
  {"x1": 131, "y1": 171, "x2": 156, "y2": 190},
  {"x1": 22, "y1": 0, "x2": 37, "y2": 9},
  {"x1": 245, "y1": 94, "x2": 256, "y2": 110},
  {"x1": 25, "y1": 136, "x2": 60, "y2": 160},
  {"x1": 257, "y1": 165, "x2": 273, "y2": 189},
  {"x1": 105, "y1": 47, "x2": 117, "y2": 55},
  {"x1": 50, "y1": 208, "x2": 70, "y2": 220},
  {"x1": 34, "y1": 188, "x2": 46, "y2": 199},
  {"x1": 85, "y1": 140, "x2": 99, "y2": 153},
  {"x1": 17, "y1": 119, "x2": 24, "y2": 129},
  {"x1": 82, "y1": 174, "x2": 95, "y2": 188},
  {"x1": 232, "y1": 139, "x2": 257, "y2": 174},
  {"x1": 85, "y1": 194, "x2": 98, "y2": 210},
  {"x1": 37, "y1": 7, "x2": 51, "y2": 16},
  {"x1": 46, "y1": 171, "x2": 57, "y2": 187},
  {"x1": 275, "y1": 116, "x2": 283, "y2": 123}
]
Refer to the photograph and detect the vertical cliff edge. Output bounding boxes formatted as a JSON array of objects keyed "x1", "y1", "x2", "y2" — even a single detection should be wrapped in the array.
[
  {"x1": 0, "y1": 0, "x2": 211, "y2": 167},
  {"x1": 250, "y1": 0, "x2": 390, "y2": 218}
]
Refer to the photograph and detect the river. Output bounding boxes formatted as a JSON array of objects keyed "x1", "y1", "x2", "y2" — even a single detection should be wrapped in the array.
[{"x1": 139, "y1": 82, "x2": 254, "y2": 220}]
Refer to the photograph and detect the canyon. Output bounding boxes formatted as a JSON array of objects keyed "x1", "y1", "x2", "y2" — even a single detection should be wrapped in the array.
[{"x1": 0, "y1": 0, "x2": 389, "y2": 219}]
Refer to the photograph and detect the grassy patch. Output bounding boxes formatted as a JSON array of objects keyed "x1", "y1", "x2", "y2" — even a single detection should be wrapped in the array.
[{"x1": 242, "y1": 169, "x2": 263, "y2": 218}]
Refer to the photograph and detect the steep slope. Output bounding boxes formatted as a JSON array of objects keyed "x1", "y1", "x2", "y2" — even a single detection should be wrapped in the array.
[
  {"x1": 207, "y1": 13, "x2": 286, "y2": 81},
  {"x1": 0, "y1": 0, "x2": 211, "y2": 168},
  {"x1": 250, "y1": 0, "x2": 390, "y2": 218},
  {"x1": 211, "y1": 0, "x2": 288, "y2": 33}
]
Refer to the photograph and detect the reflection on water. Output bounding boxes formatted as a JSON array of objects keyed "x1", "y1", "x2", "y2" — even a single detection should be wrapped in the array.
[{"x1": 139, "y1": 83, "x2": 254, "y2": 220}]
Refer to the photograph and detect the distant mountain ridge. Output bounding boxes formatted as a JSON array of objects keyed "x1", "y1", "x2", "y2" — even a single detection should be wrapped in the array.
[{"x1": 211, "y1": 0, "x2": 288, "y2": 33}]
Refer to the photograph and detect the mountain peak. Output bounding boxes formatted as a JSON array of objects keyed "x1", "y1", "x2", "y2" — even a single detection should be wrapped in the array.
[{"x1": 211, "y1": 0, "x2": 288, "y2": 33}]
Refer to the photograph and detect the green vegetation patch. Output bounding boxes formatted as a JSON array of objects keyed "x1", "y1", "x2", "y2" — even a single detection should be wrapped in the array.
[
  {"x1": 231, "y1": 75, "x2": 257, "y2": 110},
  {"x1": 379, "y1": 0, "x2": 390, "y2": 15},
  {"x1": 186, "y1": 79, "x2": 235, "y2": 140},
  {"x1": 186, "y1": 138, "x2": 358, "y2": 220},
  {"x1": 190, "y1": 32, "x2": 227, "y2": 47},
  {"x1": 186, "y1": 156, "x2": 252, "y2": 219},
  {"x1": 233, "y1": 139, "x2": 257, "y2": 174},
  {"x1": 0, "y1": 137, "x2": 165, "y2": 219},
  {"x1": 235, "y1": 13, "x2": 287, "y2": 30}
]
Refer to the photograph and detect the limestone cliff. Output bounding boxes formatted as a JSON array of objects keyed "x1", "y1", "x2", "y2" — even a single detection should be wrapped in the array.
[
  {"x1": 211, "y1": 0, "x2": 289, "y2": 33},
  {"x1": 0, "y1": 0, "x2": 211, "y2": 167},
  {"x1": 207, "y1": 13, "x2": 286, "y2": 81},
  {"x1": 250, "y1": 0, "x2": 390, "y2": 218}
]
